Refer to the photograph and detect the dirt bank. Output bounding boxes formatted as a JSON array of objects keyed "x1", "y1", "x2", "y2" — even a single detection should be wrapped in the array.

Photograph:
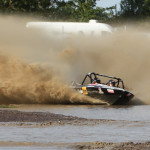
[
  {"x1": 73, "y1": 141, "x2": 150, "y2": 150},
  {"x1": 0, "y1": 109, "x2": 85, "y2": 124},
  {"x1": 0, "y1": 141, "x2": 150, "y2": 150},
  {"x1": 0, "y1": 109, "x2": 140, "y2": 126},
  {"x1": 0, "y1": 109, "x2": 116, "y2": 126}
]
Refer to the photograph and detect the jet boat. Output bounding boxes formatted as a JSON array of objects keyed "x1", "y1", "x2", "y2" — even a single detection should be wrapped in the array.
[{"x1": 72, "y1": 72, "x2": 134, "y2": 105}]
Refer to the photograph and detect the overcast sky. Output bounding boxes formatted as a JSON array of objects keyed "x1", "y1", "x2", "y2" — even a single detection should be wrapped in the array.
[{"x1": 97, "y1": 0, "x2": 121, "y2": 10}]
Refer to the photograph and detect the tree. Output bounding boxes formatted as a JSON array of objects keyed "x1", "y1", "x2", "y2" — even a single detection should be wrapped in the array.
[
  {"x1": 119, "y1": 0, "x2": 144, "y2": 17},
  {"x1": 70, "y1": 0, "x2": 114, "y2": 22},
  {"x1": 0, "y1": 0, "x2": 55, "y2": 14},
  {"x1": 143, "y1": 0, "x2": 150, "y2": 15},
  {"x1": 51, "y1": 0, "x2": 76, "y2": 20},
  {"x1": 0, "y1": 0, "x2": 115, "y2": 22}
]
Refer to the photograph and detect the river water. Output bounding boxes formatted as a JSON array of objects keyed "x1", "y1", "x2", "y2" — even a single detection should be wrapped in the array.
[
  {"x1": 1, "y1": 104, "x2": 150, "y2": 150},
  {"x1": 13, "y1": 104, "x2": 150, "y2": 121}
]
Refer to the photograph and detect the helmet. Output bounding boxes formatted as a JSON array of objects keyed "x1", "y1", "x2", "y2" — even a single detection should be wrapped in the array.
[
  {"x1": 96, "y1": 78, "x2": 101, "y2": 84},
  {"x1": 92, "y1": 78, "x2": 101, "y2": 84},
  {"x1": 109, "y1": 80, "x2": 115, "y2": 86}
]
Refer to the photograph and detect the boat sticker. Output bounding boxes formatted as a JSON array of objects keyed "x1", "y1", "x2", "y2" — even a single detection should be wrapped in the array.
[
  {"x1": 107, "y1": 89, "x2": 114, "y2": 93},
  {"x1": 98, "y1": 88, "x2": 104, "y2": 94},
  {"x1": 82, "y1": 87, "x2": 88, "y2": 94}
]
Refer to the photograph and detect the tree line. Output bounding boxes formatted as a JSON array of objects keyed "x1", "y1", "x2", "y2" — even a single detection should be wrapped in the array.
[
  {"x1": 0, "y1": 0, "x2": 150, "y2": 22},
  {"x1": 120, "y1": 0, "x2": 150, "y2": 18}
]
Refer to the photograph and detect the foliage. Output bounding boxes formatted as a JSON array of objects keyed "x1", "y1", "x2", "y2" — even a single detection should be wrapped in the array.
[
  {"x1": 0, "y1": 105, "x2": 16, "y2": 108},
  {"x1": 119, "y1": 0, "x2": 150, "y2": 18},
  {"x1": 1, "y1": 0, "x2": 150, "y2": 23},
  {"x1": 0, "y1": 0, "x2": 115, "y2": 22},
  {"x1": 143, "y1": 0, "x2": 150, "y2": 15}
]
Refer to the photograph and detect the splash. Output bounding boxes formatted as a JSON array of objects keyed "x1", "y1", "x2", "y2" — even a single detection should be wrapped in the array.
[
  {"x1": 0, "y1": 15, "x2": 104, "y2": 104},
  {"x1": 60, "y1": 30, "x2": 150, "y2": 104},
  {"x1": 0, "y1": 53, "x2": 104, "y2": 104},
  {"x1": 0, "y1": 15, "x2": 150, "y2": 104}
]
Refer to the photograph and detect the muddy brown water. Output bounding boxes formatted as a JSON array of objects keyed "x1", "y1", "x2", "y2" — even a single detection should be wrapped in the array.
[{"x1": 0, "y1": 104, "x2": 150, "y2": 150}]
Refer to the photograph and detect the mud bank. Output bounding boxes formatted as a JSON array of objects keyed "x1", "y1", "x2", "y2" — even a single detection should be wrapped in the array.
[
  {"x1": 73, "y1": 141, "x2": 150, "y2": 150},
  {"x1": 0, "y1": 109, "x2": 148, "y2": 125},
  {"x1": 0, "y1": 109, "x2": 129, "y2": 126},
  {"x1": 0, "y1": 109, "x2": 86, "y2": 124},
  {"x1": 0, "y1": 141, "x2": 150, "y2": 150}
]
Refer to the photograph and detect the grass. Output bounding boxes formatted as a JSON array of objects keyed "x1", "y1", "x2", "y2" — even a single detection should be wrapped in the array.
[{"x1": 0, "y1": 105, "x2": 16, "y2": 108}]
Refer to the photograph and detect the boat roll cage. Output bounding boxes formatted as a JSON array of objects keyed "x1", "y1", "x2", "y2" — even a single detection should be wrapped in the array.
[{"x1": 82, "y1": 72, "x2": 125, "y2": 89}]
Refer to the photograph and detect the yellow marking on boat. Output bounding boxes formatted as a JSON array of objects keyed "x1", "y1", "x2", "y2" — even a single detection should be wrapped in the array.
[{"x1": 82, "y1": 87, "x2": 88, "y2": 94}]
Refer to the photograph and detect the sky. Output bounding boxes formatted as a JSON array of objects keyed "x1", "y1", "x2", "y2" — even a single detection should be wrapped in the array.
[{"x1": 97, "y1": 0, "x2": 121, "y2": 10}]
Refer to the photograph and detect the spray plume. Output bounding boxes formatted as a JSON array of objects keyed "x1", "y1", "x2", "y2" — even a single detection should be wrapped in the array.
[
  {"x1": 0, "y1": 15, "x2": 104, "y2": 105},
  {"x1": 0, "y1": 15, "x2": 150, "y2": 105}
]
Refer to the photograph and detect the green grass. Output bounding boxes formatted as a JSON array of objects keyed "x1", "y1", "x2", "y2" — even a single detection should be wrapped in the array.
[{"x1": 0, "y1": 105, "x2": 16, "y2": 108}]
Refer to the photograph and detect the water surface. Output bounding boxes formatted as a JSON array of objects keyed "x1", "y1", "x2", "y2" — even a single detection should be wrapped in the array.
[
  {"x1": 12, "y1": 104, "x2": 150, "y2": 121},
  {"x1": 1, "y1": 104, "x2": 150, "y2": 149}
]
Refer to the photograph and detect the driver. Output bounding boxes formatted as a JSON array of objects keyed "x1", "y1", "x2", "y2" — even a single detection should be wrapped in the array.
[
  {"x1": 108, "y1": 80, "x2": 115, "y2": 87},
  {"x1": 96, "y1": 78, "x2": 101, "y2": 84},
  {"x1": 92, "y1": 78, "x2": 101, "y2": 84}
]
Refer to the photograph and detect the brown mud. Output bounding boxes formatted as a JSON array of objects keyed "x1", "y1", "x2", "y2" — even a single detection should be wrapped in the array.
[
  {"x1": 1, "y1": 141, "x2": 150, "y2": 150},
  {"x1": 73, "y1": 141, "x2": 150, "y2": 150},
  {"x1": 0, "y1": 109, "x2": 132, "y2": 126},
  {"x1": 0, "y1": 141, "x2": 150, "y2": 150}
]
